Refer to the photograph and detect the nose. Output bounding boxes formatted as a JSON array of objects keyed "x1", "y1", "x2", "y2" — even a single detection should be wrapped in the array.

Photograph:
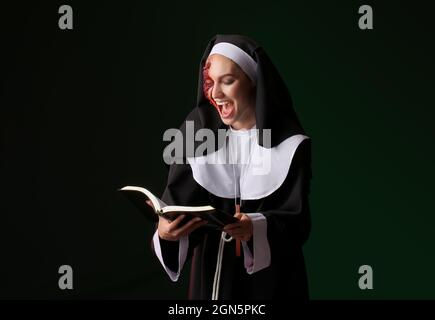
[{"x1": 211, "y1": 83, "x2": 224, "y2": 100}]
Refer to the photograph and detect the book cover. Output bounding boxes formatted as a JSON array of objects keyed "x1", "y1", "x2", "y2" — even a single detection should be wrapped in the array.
[{"x1": 119, "y1": 186, "x2": 238, "y2": 230}]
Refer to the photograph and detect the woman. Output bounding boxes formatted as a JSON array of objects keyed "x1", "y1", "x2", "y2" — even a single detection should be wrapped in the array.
[{"x1": 150, "y1": 34, "x2": 312, "y2": 300}]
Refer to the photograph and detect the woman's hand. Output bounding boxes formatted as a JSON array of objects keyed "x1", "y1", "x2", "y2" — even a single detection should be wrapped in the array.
[
  {"x1": 146, "y1": 200, "x2": 207, "y2": 241},
  {"x1": 223, "y1": 212, "x2": 253, "y2": 241}
]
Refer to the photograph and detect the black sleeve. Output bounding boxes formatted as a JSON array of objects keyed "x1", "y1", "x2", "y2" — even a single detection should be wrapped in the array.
[
  {"x1": 152, "y1": 163, "x2": 210, "y2": 272},
  {"x1": 260, "y1": 138, "x2": 312, "y2": 247},
  {"x1": 161, "y1": 163, "x2": 210, "y2": 207},
  {"x1": 152, "y1": 235, "x2": 181, "y2": 272}
]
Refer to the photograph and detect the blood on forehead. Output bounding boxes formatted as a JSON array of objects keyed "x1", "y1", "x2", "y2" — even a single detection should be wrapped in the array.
[{"x1": 202, "y1": 59, "x2": 218, "y2": 111}]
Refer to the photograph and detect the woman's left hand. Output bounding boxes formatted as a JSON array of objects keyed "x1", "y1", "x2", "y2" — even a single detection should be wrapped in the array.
[{"x1": 223, "y1": 212, "x2": 253, "y2": 241}]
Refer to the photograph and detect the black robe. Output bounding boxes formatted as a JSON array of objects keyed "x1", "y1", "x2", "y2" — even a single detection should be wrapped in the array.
[
  {"x1": 156, "y1": 137, "x2": 312, "y2": 300},
  {"x1": 152, "y1": 34, "x2": 312, "y2": 300}
]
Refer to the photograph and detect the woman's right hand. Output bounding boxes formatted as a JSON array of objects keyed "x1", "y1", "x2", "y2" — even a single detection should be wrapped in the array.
[
  {"x1": 157, "y1": 215, "x2": 207, "y2": 241},
  {"x1": 146, "y1": 200, "x2": 207, "y2": 241}
]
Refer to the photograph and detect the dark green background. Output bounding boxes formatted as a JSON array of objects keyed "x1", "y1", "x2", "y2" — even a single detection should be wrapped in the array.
[{"x1": 2, "y1": 0, "x2": 434, "y2": 299}]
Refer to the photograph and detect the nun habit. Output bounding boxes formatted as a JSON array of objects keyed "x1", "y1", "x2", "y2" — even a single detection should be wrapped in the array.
[{"x1": 152, "y1": 34, "x2": 312, "y2": 300}]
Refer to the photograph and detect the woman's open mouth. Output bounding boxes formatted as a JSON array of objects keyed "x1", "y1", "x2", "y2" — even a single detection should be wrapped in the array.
[{"x1": 216, "y1": 101, "x2": 234, "y2": 119}]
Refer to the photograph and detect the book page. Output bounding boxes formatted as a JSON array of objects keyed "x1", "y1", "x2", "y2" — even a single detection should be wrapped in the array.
[
  {"x1": 120, "y1": 186, "x2": 167, "y2": 212},
  {"x1": 161, "y1": 205, "x2": 214, "y2": 214}
]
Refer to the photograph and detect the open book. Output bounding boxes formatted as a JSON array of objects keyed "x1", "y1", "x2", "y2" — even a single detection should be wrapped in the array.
[{"x1": 119, "y1": 186, "x2": 238, "y2": 230}]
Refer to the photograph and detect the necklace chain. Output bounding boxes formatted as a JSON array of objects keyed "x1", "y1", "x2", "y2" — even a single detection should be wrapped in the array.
[{"x1": 228, "y1": 127, "x2": 256, "y2": 209}]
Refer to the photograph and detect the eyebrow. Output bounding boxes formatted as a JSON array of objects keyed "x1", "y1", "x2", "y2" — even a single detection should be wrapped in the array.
[
  {"x1": 207, "y1": 73, "x2": 236, "y2": 80},
  {"x1": 219, "y1": 73, "x2": 235, "y2": 78}
]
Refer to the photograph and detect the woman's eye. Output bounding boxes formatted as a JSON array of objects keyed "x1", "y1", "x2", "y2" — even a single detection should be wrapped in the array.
[{"x1": 223, "y1": 79, "x2": 234, "y2": 85}]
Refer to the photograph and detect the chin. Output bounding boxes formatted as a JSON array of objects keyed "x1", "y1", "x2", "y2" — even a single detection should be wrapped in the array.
[{"x1": 221, "y1": 118, "x2": 234, "y2": 126}]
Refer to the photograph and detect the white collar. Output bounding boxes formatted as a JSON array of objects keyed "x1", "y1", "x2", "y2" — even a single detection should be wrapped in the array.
[
  {"x1": 228, "y1": 124, "x2": 257, "y2": 135},
  {"x1": 187, "y1": 134, "x2": 309, "y2": 200}
]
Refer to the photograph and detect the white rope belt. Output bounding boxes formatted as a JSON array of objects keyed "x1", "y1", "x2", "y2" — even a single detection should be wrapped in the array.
[
  {"x1": 211, "y1": 130, "x2": 254, "y2": 300},
  {"x1": 211, "y1": 232, "x2": 233, "y2": 300}
]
